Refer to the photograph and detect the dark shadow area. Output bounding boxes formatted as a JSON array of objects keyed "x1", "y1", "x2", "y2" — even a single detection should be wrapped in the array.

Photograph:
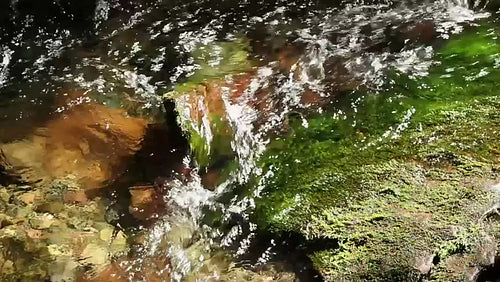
[
  {"x1": 235, "y1": 229, "x2": 336, "y2": 282},
  {"x1": 0, "y1": 0, "x2": 96, "y2": 42},
  {"x1": 0, "y1": 150, "x2": 22, "y2": 186},
  {"x1": 100, "y1": 100, "x2": 190, "y2": 229},
  {"x1": 476, "y1": 256, "x2": 500, "y2": 282}
]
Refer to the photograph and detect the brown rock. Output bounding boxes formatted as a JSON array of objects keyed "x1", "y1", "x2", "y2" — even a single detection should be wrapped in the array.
[
  {"x1": 35, "y1": 202, "x2": 65, "y2": 214},
  {"x1": 201, "y1": 170, "x2": 220, "y2": 190},
  {"x1": 300, "y1": 88, "x2": 323, "y2": 106},
  {"x1": 410, "y1": 21, "x2": 436, "y2": 44},
  {"x1": 129, "y1": 185, "x2": 164, "y2": 221},
  {"x1": 79, "y1": 263, "x2": 128, "y2": 282},
  {"x1": 80, "y1": 256, "x2": 170, "y2": 282},
  {"x1": 63, "y1": 191, "x2": 88, "y2": 204},
  {"x1": 26, "y1": 228, "x2": 44, "y2": 239},
  {"x1": 19, "y1": 192, "x2": 37, "y2": 205},
  {"x1": 129, "y1": 186, "x2": 155, "y2": 207},
  {"x1": 0, "y1": 98, "x2": 149, "y2": 191},
  {"x1": 44, "y1": 102, "x2": 148, "y2": 189},
  {"x1": 277, "y1": 45, "x2": 302, "y2": 71},
  {"x1": 0, "y1": 214, "x2": 13, "y2": 228}
]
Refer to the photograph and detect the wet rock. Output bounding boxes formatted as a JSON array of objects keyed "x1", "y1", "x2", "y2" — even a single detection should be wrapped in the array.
[
  {"x1": 35, "y1": 201, "x2": 65, "y2": 214},
  {"x1": 0, "y1": 151, "x2": 24, "y2": 185},
  {"x1": 80, "y1": 243, "x2": 109, "y2": 269},
  {"x1": 99, "y1": 227, "x2": 128, "y2": 253},
  {"x1": 49, "y1": 257, "x2": 79, "y2": 282},
  {"x1": 0, "y1": 101, "x2": 149, "y2": 190},
  {"x1": 201, "y1": 170, "x2": 221, "y2": 190},
  {"x1": 0, "y1": 178, "x2": 129, "y2": 281},
  {"x1": 174, "y1": 78, "x2": 246, "y2": 169},
  {"x1": 165, "y1": 39, "x2": 253, "y2": 170},
  {"x1": 129, "y1": 186, "x2": 155, "y2": 208},
  {"x1": 185, "y1": 252, "x2": 296, "y2": 281},
  {"x1": 129, "y1": 185, "x2": 165, "y2": 221},
  {"x1": 0, "y1": 214, "x2": 13, "y2": 228},
  {"x1": 18, "y1": 191, "x2": 37, "y2": 205},
  {"x1": 44, "y1": 102, "x2": 148, "y2": 189},
  {"x1": 85, "y1": 256, "x2": 171, "y2": 282},
  {"x1": 252, "y1": 26, "x2": 500, "y2": 281},
  {"x1": 81, "y1": 262, "x2": 129, "y2": 282},
  {"x1": 29, "y1": 213, "x2": 56, "y2": 230},
  {"x1": 485, "y1": 0, "x2": 500, "y2": 12}
]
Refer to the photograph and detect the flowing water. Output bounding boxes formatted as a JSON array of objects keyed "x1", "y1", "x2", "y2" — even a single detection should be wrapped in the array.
[{"x1": 0, "y1": 0, "x2": 499, "y2": 281}]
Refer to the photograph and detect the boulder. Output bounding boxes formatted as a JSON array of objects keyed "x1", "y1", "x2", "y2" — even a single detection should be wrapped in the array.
[{"x1": 0, "y1": 100, "x2": 149, "y2": 190}]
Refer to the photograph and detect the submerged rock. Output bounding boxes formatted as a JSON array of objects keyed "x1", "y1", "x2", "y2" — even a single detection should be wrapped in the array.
[
  {"x1": 128, "y1": 185, "x2": 167, "y2": 221},
  {"x1": 0, "y1": 178, "x2": 129, "y2": 281},
  {"x1": 0, "y1": 97, "x2": 149, "y2": 190}
]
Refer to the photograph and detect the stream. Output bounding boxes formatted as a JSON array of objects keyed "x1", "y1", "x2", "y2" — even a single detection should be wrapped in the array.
[{"x1": 0, "y1": 0, "x2": 499, "y2": 281}]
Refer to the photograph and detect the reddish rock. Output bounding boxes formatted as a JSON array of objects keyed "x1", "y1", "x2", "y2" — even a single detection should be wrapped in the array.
[
  {"x1": 277, "y1": 45, "x2": 302, "y2": 71},
  {"x1": 129, "y1": 185, "x2": 165, "y2": 221},
  {"x1": 1, "y1": 95, "x2": 149, "y2": 190},
  {"x1": 410, "y1": 21, "x2": 436, "y2": 44},
  {"x1": 44, "y1": 102, "x2": 148, "y2": 189},
  {"x1": 201, "y1": 170, "x2": 221, "y2": 191},
  {"x1": 81, "y1": 256, "x2": 171, "y2": 282},
  {"x1": 300, "y1": 88, "x2": 323, "y2": 106}
]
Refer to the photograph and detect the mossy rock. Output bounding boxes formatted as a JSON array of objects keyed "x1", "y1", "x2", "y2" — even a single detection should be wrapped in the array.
[
  {"x1": 168, "y1": 38, "x2": 253, "y2": 169},
  {"x1": 252, "y1": 21, "x2": 500, "y2": 280},
  {"x1": 165, "y1": 37, "x2": 252, "y2": 98}
]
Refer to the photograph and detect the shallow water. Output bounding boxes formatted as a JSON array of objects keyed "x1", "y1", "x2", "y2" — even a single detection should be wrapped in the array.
[{"x1": 0, "y1": 0, "x2": 499, "y2": 281}]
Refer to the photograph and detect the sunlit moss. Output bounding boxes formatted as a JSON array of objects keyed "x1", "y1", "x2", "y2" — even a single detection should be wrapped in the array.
[
  {"x1": 252, "y1": 22, "x2": 500, "y2": 280},
  {"x1": 164, "y1": 37, "x2": 252, "y2": 98}
]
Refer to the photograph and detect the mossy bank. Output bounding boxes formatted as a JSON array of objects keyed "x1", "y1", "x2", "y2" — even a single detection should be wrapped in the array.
[{"x1": 252, "y1": 22, "x2": 500, "y2": 280}]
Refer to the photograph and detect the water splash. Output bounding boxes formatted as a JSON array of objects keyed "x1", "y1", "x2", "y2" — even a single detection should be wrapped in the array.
[{"x1": 0, "y1": 47, "x2": 13, "y2": 87}]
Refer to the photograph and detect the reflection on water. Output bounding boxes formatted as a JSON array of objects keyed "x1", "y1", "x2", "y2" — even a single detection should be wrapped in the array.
[{"x1": 0, "y1": 0, "x2": 498, "y2": 280}]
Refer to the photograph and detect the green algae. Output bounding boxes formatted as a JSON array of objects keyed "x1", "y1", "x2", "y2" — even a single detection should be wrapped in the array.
[{"x1": 252, "y1": 22, "x2": 500, "y2": 280}]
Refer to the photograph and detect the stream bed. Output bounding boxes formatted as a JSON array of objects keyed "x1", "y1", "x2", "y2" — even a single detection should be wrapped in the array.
[{"x1": 1, "y1": 0, "x2": 500, "y2": 281}]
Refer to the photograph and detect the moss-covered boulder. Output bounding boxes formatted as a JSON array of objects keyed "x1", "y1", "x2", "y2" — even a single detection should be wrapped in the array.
[{"x1": 252, "y1": 22, "x2": 500, "y2": 280}]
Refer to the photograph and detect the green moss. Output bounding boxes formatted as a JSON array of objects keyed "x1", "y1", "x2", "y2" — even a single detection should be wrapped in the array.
[
  {"x1": 438, "y1": 26, "x2": 500, "y2": 58},
  {"x1": 252, "y1": 22, "x2": 500, "y2": 280},
  {"x1": 165, "y1": 37, "x2": 252, "y2": 98},
  {"x1": 401, "y1": 24, "x2": 500, "y2": 102}
]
